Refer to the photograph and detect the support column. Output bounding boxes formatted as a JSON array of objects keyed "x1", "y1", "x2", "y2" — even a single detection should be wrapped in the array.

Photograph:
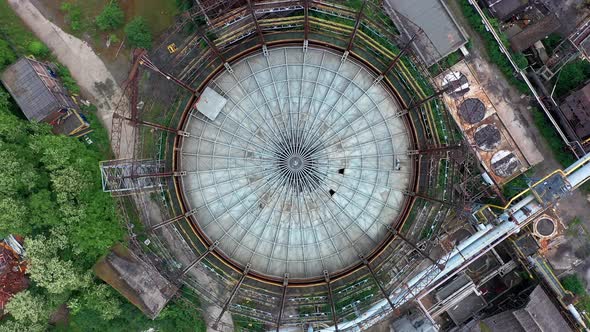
[
  {"x1": 380, "y1": 33, "x2": 419, "y2": 79},
  {"x1": 408, "y1": 86, "x2": 451, "y2": 110},
  {"x1": 324, "y1": 270, "x2": 339, "y2": 331},
  {"x1": 361, "y1": 256, "x2": 395, "y2": 310},
  {"x1": 139, "y1": 56, "x2": 197, "y2": 94},
  {"x1": 122, "y1": 115, "x2": 190, "y2": 136},
  {"x1": 148, "y1": 209, "x2": 196, "y2": 232},
  {"x1": 303, "y1": 0, "x2": 309, "y2": 50},
  {"x1": 179, "y1": 241, "x2": 219, "y2": 278},
  {"x1": 214, "y1": 264, "x2": 251, "y2": 329},
  {"x1": 276, "y1": 273, "x2": 289, "y2": 332},
  {"x1": 346, "y1": 0, "x2": 367, "y2": 52},
  {"x1": 247, "y1": 0, "x2": 266, "y2": 48},
  {"x1": 387, "y1": 225, "x2": 445, "y2": 270},
  {"x1": 404, "y1": 189, "x2": 455, "y2": 208}
]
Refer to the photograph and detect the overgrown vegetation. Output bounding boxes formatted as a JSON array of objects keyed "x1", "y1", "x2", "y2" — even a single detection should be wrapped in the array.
[
  {"x1": 0, "y1": 4, "x2": 204, "y2": 331},
  {"x1": 55, "y1": 63, "x2": 80, "y2": 95},
  {"x1": 60, "y1": 1, "x2": 84, "y2": 32},
  {"x1": 457, "y1": 0, "x2": 529, "y2": 93},
  {"x1": 531, "y1": 107, "x2": 576, "y2": 167},
  {"x1": 561, "y1": 274, "x2": 590, "y2": 313},
  {"x1": 95, "y1": 2, "x2": 125, "y2": 31},
  {"x1": 554, "y1": 59, "x2": 590, "y2": 98},
  {"x1": 125, "y1": 17, "x2": 153, "y2": 49}
]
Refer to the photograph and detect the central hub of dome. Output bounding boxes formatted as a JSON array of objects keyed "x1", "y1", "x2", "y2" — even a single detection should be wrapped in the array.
[
  {"x1": 287, "y1": 155, "x2": 304, "y2": 170},
  {"x1": 178, "y1": 46, "x2": 413, "y2": 280}
]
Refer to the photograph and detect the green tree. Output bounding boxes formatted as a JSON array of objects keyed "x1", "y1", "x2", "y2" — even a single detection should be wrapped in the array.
[
  {"x1": 555, "y1": 60, "x2": 590, "y2": 97},
  {"x1": 27, "y1": 41, "x2": 50, "y2": 58},
  {"x1": 24, "y1": 234, "x2": 89, "y2": 294},
  {"x1": 4, "y1": 290, "x2": 51, "y2": 330},
  {"x1": 0, "y1": 39, "x2": 16, "y2": 70},
  {"x1": 0, "y1": 197, "x2": 29, "y2": 237},
  {"x1": 124, "y1": 17, "x2": 152, "y2": 49},
  {"x1": 96, "y1": 2, "x2": 125, "y2": 31},
  {"x1": 70, "y1": 283, "x2": 123, "y2": 321},
  {"x1": 562, "y1": 274, "x2": 586, "y2": 296}
]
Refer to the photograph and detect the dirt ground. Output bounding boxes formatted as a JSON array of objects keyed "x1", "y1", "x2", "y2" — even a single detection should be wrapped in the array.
[{"x1": 445, "y1": 0, "x2": 590, "y2": 288}]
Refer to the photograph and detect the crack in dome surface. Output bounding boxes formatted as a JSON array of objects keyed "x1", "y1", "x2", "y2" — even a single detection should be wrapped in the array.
[{"x1": 179, "y1": 46, "x2": 412, "y2": 279}]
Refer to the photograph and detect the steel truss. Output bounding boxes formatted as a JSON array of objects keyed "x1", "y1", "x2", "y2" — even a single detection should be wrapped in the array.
[{"x1": 104, "y1": 1, "x2": 492, "y2": 331}]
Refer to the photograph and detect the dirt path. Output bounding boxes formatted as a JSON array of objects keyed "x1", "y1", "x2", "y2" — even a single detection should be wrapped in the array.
[{"x1": 7, "y1": 0, "x2": 134, "y2": 159}]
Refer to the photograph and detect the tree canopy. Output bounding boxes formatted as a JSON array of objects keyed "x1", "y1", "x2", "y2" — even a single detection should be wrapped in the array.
[
  {"x1": 124, "y1": 17, "x2": 152, "y2": 49},
  {"x1": 96, "y1": 2, "x2": 125, "y2": 31}
]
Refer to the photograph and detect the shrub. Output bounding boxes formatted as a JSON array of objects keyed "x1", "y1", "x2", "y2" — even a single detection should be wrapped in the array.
[
  {"x1": 554, "y1": 60, "x2": 590, "y2": 98},
  {"x1": 96, "y1": 3, "x2": 125, "y2": 31},
  {"x1": 124, "y1": 17, "x2": 152, "y2": 49},
  {"x1": 0, "y1": 39, "x2": 16, "y2": 69},
  {"x1": 60, "y1": 1, "x2": 83, "y2": 32},
  {"x1": 27, "y1": 41, "x2": 50, "y2": 58},
  {"x1": 562, "y1": 274, "x2": 586, "y2": 296},
  {"x1": 55, "y1": 63, "x2": 80, "y2": 95}
]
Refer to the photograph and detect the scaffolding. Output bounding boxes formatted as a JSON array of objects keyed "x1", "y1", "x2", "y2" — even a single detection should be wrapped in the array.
[{"x1": 102, "y1": 1, "x2": 492, "y2": 331}]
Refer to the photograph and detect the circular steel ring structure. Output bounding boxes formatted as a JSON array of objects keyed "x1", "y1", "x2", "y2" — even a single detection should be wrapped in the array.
[
  {"x1": 125, "y1": 1, "x2": 474, "y2": 330},
  {"x1": 178, "y1": 46, "x2": 412, "y2": 281}
]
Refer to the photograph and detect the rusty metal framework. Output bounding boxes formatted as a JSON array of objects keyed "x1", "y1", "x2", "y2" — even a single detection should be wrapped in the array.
[{"x1": 102, "y1": 1, "x2": 495, "y2": 331}]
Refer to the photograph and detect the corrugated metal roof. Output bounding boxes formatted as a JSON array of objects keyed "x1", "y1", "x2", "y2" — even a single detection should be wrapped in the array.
[{"x1": 0, "y1": 58, "x2": 76, "y2": 122}]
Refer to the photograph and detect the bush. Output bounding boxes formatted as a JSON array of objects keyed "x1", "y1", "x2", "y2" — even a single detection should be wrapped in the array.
[
  {"x1": 60, "y1": 2, "x2": 83, "y2": 32},
  {"x1": 27, "y1": 41, "x2": 50, "y2": 58},
  {"x1": 124, "y1": 17, "x2": 152, "y2": 49},
  {"x1": 55, "y1": 63, "x2": 80, "y2": 95},
  {"x1": 96, "y1": 3, "x2": 125, "y2": 31},
  {"x1": 0, "y1": 39, "x2": 16, "y2": 70},
  {"x1": 554, "y1": 60, "x2": 590, "y2": 98},
  {"x1": 562, "y1": 274, "x2": 586, "y2": 296}
]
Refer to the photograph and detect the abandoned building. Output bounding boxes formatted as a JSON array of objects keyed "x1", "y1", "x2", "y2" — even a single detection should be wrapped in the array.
[
  {"x1": 0, "y1": 57, "x2": 90, "y2": 136},
  {"x1": 561, "y1": 82, "x2": 590, "y2": 140}
]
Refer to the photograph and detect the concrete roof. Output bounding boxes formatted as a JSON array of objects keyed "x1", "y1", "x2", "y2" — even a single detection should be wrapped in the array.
[
  {"x1": 484, "y1": 0, "x2": 529, "y2": 21},
  {"x1": 384, "y1": 0, "x2": 467, "y2": 66},
  {"x1": 94, "y1": 244, "x2": 178, "y2": 319},
  {"x1": 561, "y1": 82, "x2": 590, "y2": 139},
  {"x1": 510, "y1": 14, "x2": 562, "y2": 52}
]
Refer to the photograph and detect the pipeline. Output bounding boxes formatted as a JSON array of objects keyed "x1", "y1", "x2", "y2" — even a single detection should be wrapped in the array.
[{"x1": 319, "y1": 152, "x2": 590, "y2": 331}]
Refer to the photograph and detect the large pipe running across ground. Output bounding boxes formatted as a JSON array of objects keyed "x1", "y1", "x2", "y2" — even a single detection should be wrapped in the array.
[{"x1": 318, "y1": 152, "x2": 590, "y2": 331}]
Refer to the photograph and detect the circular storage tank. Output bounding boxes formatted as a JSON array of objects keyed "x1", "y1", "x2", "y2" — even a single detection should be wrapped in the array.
[
  {"x1": 535, "y1": 218, "x2": 556, "y2": 237},
  {"x1": 474, "y1": 124, "x2": 501, "y2": 151},
  {"x1": 458, "y1": 98, "x2": 486, "y2": 124},
  {"x1": 491, "y1": 150, "x2": 519, "y2": 178}
]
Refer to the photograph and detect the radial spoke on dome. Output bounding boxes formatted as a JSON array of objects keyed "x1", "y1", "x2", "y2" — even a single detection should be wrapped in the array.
[
  {"x1": 240, "y1": 61, "x2": 290, "y2": 149},
  {"x1": 299, "y1": 53, "x2": 344, "y2": 148},
  {"x1": 189, "y1": 112, "x2": 284, "y2": 157},
  {"x1": 304, "y1": 67, "x2": 363, "y2": 146},
  {"x1": 211, "y1": 82, "x2": 285, "y2": 150}
]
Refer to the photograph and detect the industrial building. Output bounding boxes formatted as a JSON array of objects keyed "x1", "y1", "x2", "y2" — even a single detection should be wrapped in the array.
[
  {"x1": 99, "y1": 1, "x2": 590, "y2": 331},
  {"x1": 0, "y1": 57, "x2": 90, "y2": 136}
]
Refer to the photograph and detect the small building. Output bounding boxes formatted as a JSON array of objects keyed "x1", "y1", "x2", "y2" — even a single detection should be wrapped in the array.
[
  {"x1": 560, "y1": 82, "x2": 590, "y2": 140},
  {"x1": 0, "y1": 57, "x2": 89, "y2": 136},
  {"x1": 483, "y1": 0, "x2": 529, "y2": 22},
  {"x1": 458, "y1": 285, "x2": 572, "y2": 332},
  {"x1": 509, "y1": 13, "x2": 562, "y2": 52},
  {"x1": 384, "y1": 0, "x2": 468, "y2": 66},
  {"x1": 94, "y1": 244, "x2": 178, "y2": 319}
]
